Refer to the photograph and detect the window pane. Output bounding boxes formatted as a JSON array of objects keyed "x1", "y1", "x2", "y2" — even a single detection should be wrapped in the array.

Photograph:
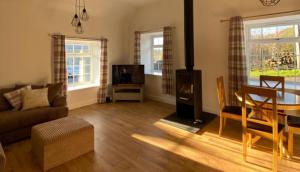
[
  {"x1": 67, "y1": 66, "x2": 73, "y2": 76},
  {"x1": 84, "y1": 74, "x2": 91, "y2": 82},
  {"x1": 83, "y1": 57, "x2": 91, "y2": 65},
  {"x1": 249, "y1": 42, "x2": 299, "y2": 81},
  {"x1": 74, "y1": 65, "x2": 80, "y2": 75},
  {"x1": 68, "y1": 76, "x2": 73, "y2": 84},
  {"x1": 74, "y1": 57, "x2": 82, "y2": 65},
  {"x1": 153, "y1": 37, "x2": 163, "y2": 45},
  {"x1": 153, "y1": 47, "x2": 163, "y2": 61},
  {"x1": 277, "y1": 25, "x2": 296, "y2": 38},
  {"x1": 250, "y1": 28, "x2": 262, "y2": 39},
  {"x1": 83, "y1": 45, "x2": 89, "y2": 53},
  {"x1": 84, "y1": 65, "x2": 91, "y2": 74},
  {"x1": 74, "y1": 75, "x2": 80, "y2": 83},
  {"x1": 153, "y1": 47, "x2": 163, "y2": 72},
  {"x1": 263, "y1": 26, "x2": 277, "y2": 39},
  {"x1": 66, "y1": 45, "x2": 73, "y2": 53},
  {"x1": 67, "y1": 57, "x2": 73, "y2": 65},
  {"x1": 74, "y1": 45, "x2": 82, "y2": 53}
]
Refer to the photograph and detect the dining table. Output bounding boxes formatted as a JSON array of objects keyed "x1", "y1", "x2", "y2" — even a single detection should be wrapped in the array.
[
  {"x1": 235, "y1": 87, "x2": 300, "y2": 134},
  {"x1": 235, "y1": 88, "x2": 300, "y2": 114}
]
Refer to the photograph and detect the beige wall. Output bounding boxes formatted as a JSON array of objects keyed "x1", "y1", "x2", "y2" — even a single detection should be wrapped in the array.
[
  {"x1": 0, "y1": 0, "x2": 133, "y2": 109},
  {"x1": 127, "y1": 0, "x2": 300, "y2": 114}
]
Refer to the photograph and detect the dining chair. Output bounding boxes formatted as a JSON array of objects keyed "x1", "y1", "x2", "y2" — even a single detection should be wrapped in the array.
[
  {"x1": 287, "y1": 116, "x2": 300, "y2": 158},
  {"x1": 260, "y1": 75, "x2": 285, "y2": 94},
  {"x1": 216, "y1": 76, "x2": 242, "y2": 136},
  {"x1": 260, "y1": 75, "x2": 286, "y2": 118},
  {"x1": 242, "y1": 85, "x2": 285, "y2": 172}
]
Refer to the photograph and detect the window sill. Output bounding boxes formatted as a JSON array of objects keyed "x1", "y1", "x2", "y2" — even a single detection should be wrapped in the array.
[
  {"x1": 145, "y1": 73, "x2": 162, "y2": 77},
  {"x1": 68, "y1": 83, "x2": 99, "y2": 92}
]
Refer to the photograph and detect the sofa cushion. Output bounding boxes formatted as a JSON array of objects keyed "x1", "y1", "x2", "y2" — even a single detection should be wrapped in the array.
[
  {"x1": 21, "y1": 88, "x2": 50, "y2": 111},
  {"x1": 0, "y1": 107, "x2": 68, "y2": 134},
  {"x1": 0, "y1": 88, "x2": 15, "y2": 111},
  {"x1": 15, "y1": 84, "x2": 45, "y2": 90},
  {"x1": 4, "y1": 86, "x2": 31, "y2": 110},
  {"x1": 16, "y1": 83, "x2": 62, "y2": 105}
]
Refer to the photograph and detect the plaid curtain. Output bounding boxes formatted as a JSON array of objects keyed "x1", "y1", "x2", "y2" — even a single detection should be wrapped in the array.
[
  {"x1": 52, "y1": 35, "x2": 67, "y2": 96},
  {"x1": 228, "y1": 16, "x2": 248, "y2": 105},
  {"x1": 134, "y1": 31, "x2": 141, "y2": 64},
  {"x1": 162, "y1": 26, "x2": 174, "y2": 95},
  {"x1": 98, "y1": 38, "x2": 108, "y2": 103}
]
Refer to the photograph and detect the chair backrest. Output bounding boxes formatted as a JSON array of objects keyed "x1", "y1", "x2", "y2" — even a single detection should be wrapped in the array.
[
  {"x1": 260, "y1": 75, "x2": 285, "y2": 94},
  {"x1": 217, "y1": 76, "x2": 226, "y2": 111},
  {"x1": 242, "y1": 85, "x2": 278, "y2": 134}
]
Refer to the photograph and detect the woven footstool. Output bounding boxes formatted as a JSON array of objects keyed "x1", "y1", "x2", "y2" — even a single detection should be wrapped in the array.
[
  {"x1": 32, "y1": 117, "x2": 94, "y2": 171},
  {"x1": 0, "y1": 143, "x2": 5, "y2": 172}
]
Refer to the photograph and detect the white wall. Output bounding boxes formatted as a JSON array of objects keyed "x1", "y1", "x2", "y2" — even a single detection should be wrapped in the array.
[
  {"x1": 0, "y1": 0, "x2": 133, "y2": 109},
  {"x1": 127, "y1": 0, "x2": 300, "y2": 114}
]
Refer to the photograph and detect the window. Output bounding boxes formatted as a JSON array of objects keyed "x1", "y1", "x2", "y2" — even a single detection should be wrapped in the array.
[
  {"x1": 65, "y1": 40, "x2": 100, "y2": 91},
  {"x1": 141, "y1": 32, "x2": 163, "y2": 75},
  {"x1": 245, "y1": 16, "x2": 300, "y2": 89}
]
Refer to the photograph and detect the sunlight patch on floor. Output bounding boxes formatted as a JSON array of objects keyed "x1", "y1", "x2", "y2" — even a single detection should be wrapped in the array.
[{"x1": 131, "y1": 132, "x2": 271, "y2": 172}]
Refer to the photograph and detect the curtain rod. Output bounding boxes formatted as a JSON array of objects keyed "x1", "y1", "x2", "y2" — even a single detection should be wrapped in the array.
[
  {"x1": 138, "y1": 25, "x2": 174, "y2": 33},
  {"x1": 48, "y1": 33, "x2": 107, "y2": 41},
  {"x1": 220, "y1": 9, "x2": 300, "y2": 23}
]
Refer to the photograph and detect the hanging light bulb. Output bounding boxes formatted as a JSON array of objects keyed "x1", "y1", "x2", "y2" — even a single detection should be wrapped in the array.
[
  {"x1": 71, "y1": 0, "x2": 79, "y2": 27},
  {"x1": 71, "y1": 0, "x2": 89, "y2": 34},
  {"x1": 71, "y1": 14, "x2": 80, "y2": 27},
  {"x1": 80, "y1": 0, "x2": 89, "y2": 21},
  {"x1": 75, "y1": 21, "x2": 84, "y2": 34},
  {"x1": 260, "y1": 0, "x2": 280, "y2": 6},
  {"x1": 81, "y1": 8, "x2": 89, "y2": 21}
]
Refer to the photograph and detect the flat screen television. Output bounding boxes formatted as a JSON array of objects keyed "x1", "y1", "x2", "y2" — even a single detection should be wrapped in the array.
[{"x1": 112, "y1": 65, "x2": 145, "y2": 85}]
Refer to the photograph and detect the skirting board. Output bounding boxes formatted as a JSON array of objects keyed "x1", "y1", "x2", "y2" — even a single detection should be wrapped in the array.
[
  {"x1": 145, "y1": 94, "x2": 176, "y2": 105},
  {"x1": 68, "y1": 98, "x2": 98, "y2": 110},
  {"x1": 145, "y1": 94, "x2": 219, "y2": 115}
]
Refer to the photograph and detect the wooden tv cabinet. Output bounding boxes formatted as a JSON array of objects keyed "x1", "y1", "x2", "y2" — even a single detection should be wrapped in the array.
[{"x1": 112, "y1": 84, "x2": 144, "y2": 103}]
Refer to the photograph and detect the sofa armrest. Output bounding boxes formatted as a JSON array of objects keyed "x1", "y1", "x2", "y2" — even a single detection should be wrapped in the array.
[
  {"x1": 0, "y1": 143, "x2": 5, "y2": 172},
  {"x1": 52, "y1": 96, "x2": 67, "y2": 107}
]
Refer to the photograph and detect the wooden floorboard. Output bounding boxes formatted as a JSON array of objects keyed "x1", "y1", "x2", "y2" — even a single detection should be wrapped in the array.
[{"x1": 3, "y1": 100, "x2": 300, "y2": 172}]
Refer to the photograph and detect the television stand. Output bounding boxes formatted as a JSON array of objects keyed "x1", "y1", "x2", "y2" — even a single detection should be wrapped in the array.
[{"x1": 112, "y1": 84, "x2": 144, "y2": 103}]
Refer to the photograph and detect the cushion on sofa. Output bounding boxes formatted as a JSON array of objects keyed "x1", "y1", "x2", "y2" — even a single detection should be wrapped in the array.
[
  {"x1": 15, "y1": 84, "x2": 45, "y2": 90},
  {"x1": 0, "y1": 106, "x2": 68, "y2": 134},
  {"x1": 4, "y1": 86, "x2": 31, "y2": 110},
  {"x1": 0, "y1": 88, "x2": 15, "y2": 111},
  {"x1": 21, "y1": 88, "x2": 50, "y2": 111},
  {"x1": 16, "y1": 83, "x2": 62, "y2": 105}
]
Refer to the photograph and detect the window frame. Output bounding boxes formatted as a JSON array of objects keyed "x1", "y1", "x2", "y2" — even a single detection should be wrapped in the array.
[
  {"x1": 245, "y1": 18, "x2": 300, "y2": 89},
  {"x1": 65, "y1": 40, "x2": 100, "y2": 91},
  {"x1": 150, "y1": 35, "x2": 164, "y2": 76}
]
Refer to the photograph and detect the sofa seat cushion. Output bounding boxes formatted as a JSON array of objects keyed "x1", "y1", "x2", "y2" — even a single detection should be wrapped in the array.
[{"x1": 0, "y1": 107, "x2": 68, "y2": 134}]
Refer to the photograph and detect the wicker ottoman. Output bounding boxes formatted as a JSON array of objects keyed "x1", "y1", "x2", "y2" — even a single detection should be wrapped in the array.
[
  {"x1": 0, "y1": 143, "x2": 5, "y2": 172},
  {"x1": 32, "y1": 117, "x2": 94, "y2": 171}
]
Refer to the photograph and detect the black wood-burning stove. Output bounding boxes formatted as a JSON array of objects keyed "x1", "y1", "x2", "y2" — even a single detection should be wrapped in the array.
[{"x1": 176, "y1": 0, "x2": 203, "y2": 123}]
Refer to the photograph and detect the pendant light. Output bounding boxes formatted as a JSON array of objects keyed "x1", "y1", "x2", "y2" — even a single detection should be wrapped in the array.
[
  {"x1": 260, "y1": 0, "x2": 280, "y2": 6},
  {"x1": 71, "y1": 0, "x2": 89, "y2": 34}
]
